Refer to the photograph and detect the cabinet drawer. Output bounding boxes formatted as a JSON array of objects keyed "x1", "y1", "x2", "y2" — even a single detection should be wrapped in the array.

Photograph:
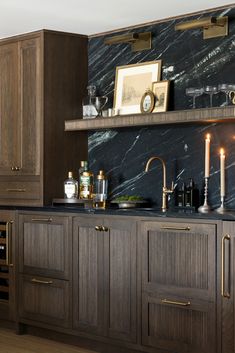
[
  {"x1": 0, "y1": 181, "x2": 40, "y2": 200},
  {"x1": 19, "y1": 274, "x2": 70, "y2": 328}
]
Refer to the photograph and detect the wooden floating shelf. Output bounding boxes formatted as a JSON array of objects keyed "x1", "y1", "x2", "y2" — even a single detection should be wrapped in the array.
[
  {"x1": 0, "y1": 272, "x2": 8, "y2": 279},
  {"x1": 0, "y1": 285, "x2": 9, "y2": 293},
  {"x1": 65, "y1": 106, "x2": 235, "y2": 131}
]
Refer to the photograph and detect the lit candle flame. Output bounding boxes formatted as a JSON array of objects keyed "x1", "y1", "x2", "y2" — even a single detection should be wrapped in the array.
[
  {"x1": 220, "y1": 148, "x2": 225, "y2": 155},
  {"x1": 206, "y1": 133, "x2": 210, "y2": 140}
]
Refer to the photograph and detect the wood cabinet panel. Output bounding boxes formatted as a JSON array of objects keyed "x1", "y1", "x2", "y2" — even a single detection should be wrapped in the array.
[
  {"x1": 19, "y1": 274, "x2": 70, "y2": 328},
  {"x1": 140, "y1": 220, "x2": 217, "y2": 353},
  {"x1": 19, "y1": 214, "x2": 70, "y2": 279},
  {"x1": 221, "y1": 221, "x2": 235, "y2": 353},
  {"x1": 0, "y1": 42, "x2": 20, "y2": 174}
]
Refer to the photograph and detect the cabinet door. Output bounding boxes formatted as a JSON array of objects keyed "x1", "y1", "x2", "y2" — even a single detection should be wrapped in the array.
[
  {"x1": 0, "y1": 42, "x2": 20, "y2": 174},
  {"x1": 19, "y1": 214, "x2": 70, "y2": 279},
  {"x1": 19, "y1": 37, "x2": 41, "y2": 176},
  {"x1": 104, "y1": 217, "x2": 137, "y2": 343},
  {"x1": 19, "y1": 274, "x2": 70, "y2": 328},
  {"x1": 140, "y1": 220, "x2": 217, "y2": 353},
  {"x1": 73, "y1": 217, "x2": 105, "y2": 336},
  {"x1": 221, "y1": 221, "x2": 235, "y2": 353}
]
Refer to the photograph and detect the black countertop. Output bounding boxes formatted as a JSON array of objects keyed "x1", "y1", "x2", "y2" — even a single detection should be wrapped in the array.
[{"x1": 3, "y1": 204, "x2": 235, "y2": 221}]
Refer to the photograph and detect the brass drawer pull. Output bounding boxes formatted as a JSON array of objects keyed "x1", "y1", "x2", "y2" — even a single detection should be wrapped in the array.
[
  {"x1": 31, "y1": 218, "x2": 53, "y2": 222},
  {"x1": 161, "y1": 226, "x2": 191, "y2": 231},
  {"x1": 101, "y1": 226, "x2": 109, "y2": 232},
  {"x1": 221, "y1": 234, "x2": 231, "y2": 298},
  {"x1": 11, "y1": 166, "x2": 21, "y2": 171},
  {"x1": 95, "y1": 225, "x2": 102, "y2": 231},
  {"x1": 6, "y1": 188, "x2": 26, "y2": 192},
  {"x1": 31, "y1": 278, "x2": 53, "y2": 285},
  {"x1": 161, "y1": 298, "x2": 191, "y2": 306}
]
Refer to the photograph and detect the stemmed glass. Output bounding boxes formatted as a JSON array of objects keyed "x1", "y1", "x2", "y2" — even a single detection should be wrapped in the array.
[
  {"x1": 94, "y1": 96, "x2": 108, "y2": 116},
  {"x1": 186, "y1": 87, "x2": 204, "y2": 109},
  {"x1": 218, "y1": 84, "x2": 235, "y2": 105},
  {"x1": 204, "y1": 86, "x2": 218, "y2": 107}
]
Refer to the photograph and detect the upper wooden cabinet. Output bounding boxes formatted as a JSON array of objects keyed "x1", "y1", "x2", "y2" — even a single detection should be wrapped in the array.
[{"x1": 0, "y1": 30, "x2": 88, "y2": 206}]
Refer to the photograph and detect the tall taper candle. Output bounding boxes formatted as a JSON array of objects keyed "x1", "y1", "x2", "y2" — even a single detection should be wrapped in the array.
[
  {"x1": 205, "y1": 134, "x2": 210, "y2": 177},
  {"x1": 220, "y1": 148, "x2": 225, "y2": 197}
]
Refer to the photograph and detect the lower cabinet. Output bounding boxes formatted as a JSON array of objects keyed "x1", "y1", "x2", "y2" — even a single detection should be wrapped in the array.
[
  {"x1": 221, "y1": 221, "x2": 235, "y2": 353},
  {"x1": 139, "y1": 220, "x2": 217, "y2": 353},
  {"x1": 18, "y1": 212, "x2": 72, "y2": 328},
  {"x1": 73, "y1": 216, "x2": 137, "y2": 343}
]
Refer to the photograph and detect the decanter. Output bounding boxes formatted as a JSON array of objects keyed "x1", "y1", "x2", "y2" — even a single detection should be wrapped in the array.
[{"x1": 82, "y1": 85, "x2": 98, "y2": 119}]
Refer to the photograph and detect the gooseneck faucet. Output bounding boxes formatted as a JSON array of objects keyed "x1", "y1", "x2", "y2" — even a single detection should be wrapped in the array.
[{"x1": 145, "y1": 156, "x2": 174, "y2": 212}]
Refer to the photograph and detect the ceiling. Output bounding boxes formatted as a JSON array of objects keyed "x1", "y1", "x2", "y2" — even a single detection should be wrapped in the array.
[{"x1": 0, "y1": 0, "x2": 233, "y2": 39}]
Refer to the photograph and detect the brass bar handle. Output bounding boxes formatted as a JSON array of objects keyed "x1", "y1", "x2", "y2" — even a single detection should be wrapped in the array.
[
  {"x1": 221, "y1": 234, "x2": 231, "y2": 298},
  {"x1": 6, "y1": 221, "x2": 14, "y2": 267},
  {"x1": 95, "y1": 225, "x2": 102, "y2": 231},
  {"x1": 101, "y1": 226, "x2": 109, "y2": 232},
  {"x1": 161, "y1": 298, "x2": 191, "y2": 306},
  {"x1": 6, "y1": 188, "x2": 26, "y2": 192},
  {"x1": 31, "y1": 278, "x2": 53, "y2": 285},
  {"x1": 161, "y1": 226, "x2": 191, "y2": 231},
  {"x1": 31, "y1": 218, "x2": 53, "y2": 222}
]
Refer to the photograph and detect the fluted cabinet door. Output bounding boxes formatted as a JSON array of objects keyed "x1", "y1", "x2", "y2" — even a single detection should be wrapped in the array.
[
  {"x1": 140, "y1": 220, "x2": 217, "y2": 353},
  {"x1": 221, "y1": 221, "x2": 235, "y2": 353}
]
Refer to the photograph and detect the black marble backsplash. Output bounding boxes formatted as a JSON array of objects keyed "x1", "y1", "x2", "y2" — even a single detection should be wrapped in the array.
[{"x1": 87, "y1": 6, "x2": 235, "y2": 209}]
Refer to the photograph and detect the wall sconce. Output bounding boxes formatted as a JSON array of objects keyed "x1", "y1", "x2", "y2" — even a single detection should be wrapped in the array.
[
  {"x1": 104, "y1": 32, "x2": 151, "y2": 52},
  {"x1": 175, "y1": 16, "x2": 228, "y2": 39}
]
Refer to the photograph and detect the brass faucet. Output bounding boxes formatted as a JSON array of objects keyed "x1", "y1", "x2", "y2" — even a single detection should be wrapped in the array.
[{"x1": 145, "y1": 156, "x2": 174, "y2": 212}]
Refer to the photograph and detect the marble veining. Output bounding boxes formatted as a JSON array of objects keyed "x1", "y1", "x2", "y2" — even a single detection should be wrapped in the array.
[{"x1": 88, "y1": 6, "x2": 235, "y2": 209}]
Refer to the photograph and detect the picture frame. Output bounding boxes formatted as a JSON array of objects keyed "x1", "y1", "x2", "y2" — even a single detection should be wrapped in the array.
[
  {"x1": 152, "y1": 80, "x2": 170, "y2": 113},
  {"x1": 140, "y1": 89, "x2": 155, "y2": 113},
  {"x1": 113, "y1": 60, "x2": 162, "y2": 115}
]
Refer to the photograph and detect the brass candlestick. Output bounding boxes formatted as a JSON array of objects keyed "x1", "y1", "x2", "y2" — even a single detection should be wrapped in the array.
[{"x1": 198, "y1": 177, "x2": 211, "y2": 213}]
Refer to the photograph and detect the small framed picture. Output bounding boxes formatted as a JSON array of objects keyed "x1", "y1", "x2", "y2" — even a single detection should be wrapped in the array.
[
  {"x1": 140, "y1": 90, "x2": 155, "y2": 113},
  {"x1": 113, "y1": 60, "x2": 162, "y2": 115},
  {"x1": 152, "y1": 80, "x2": 170, "y2": 113}
]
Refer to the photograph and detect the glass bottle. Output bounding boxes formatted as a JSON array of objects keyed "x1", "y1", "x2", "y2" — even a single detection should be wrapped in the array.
[
  {"x1": 64, "y1": 171, "x2": 78, "y2": 199},
  {"x1": 93, "y1": 170, "x2": 108, "y2": 209},
  {"x1": 82, "y1": 85, "x2": 98, "y2": 119},
  {"x1": 79, "y1": 162, "x2": 94, "y2": 199}
]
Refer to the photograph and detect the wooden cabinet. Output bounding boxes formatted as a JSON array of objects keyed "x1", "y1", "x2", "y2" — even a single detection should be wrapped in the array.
[
  {"x1": 0, "y1": 30, "x2": 88, "y2": 206},
  {"x1": 220, "y1": 221, "x2": 235, "y2": 353},
  {"x1": 18, "y1": 212, "x2": 71, "y2": 327},
  {"x1": 139, "y1": 220, "x2": 217, "y2": 353},
  {"x1": 73, "y1": 216, "x2": 137, "y2": 342},
  {"x1": 0, "y1": 210, "x2": 16, "y2": 322}
]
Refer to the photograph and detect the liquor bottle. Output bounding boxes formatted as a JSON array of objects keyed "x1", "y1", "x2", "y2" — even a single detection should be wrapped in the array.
[
  {"x1": 79, "y1": 162, "x2": 94, "y2": 199},
  {"x1": 82, "y1": 85, "x2": 98, "y2": 119},
  {"x1": 93, "y1": 170, "x2": 108, "y2": 209},
  {"x1": 64, "y1": 171, "x2": 78, "y2": 199},
  {"x1": 177, "y1": 182, "x2": 185, "y2": 207}
]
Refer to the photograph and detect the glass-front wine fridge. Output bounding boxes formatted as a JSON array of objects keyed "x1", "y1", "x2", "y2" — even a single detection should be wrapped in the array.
[{"x1": 0, "y1": 221, "x2": 13, "y2": 303}]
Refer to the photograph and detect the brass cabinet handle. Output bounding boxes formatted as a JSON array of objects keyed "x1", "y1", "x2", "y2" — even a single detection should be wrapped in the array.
[
  {"x1": 31, "y1": 278, "x2": 53, "y2": 285},
  {"x1": 6, "y1": 188, "x2": 26, "y2": 192},
  {"x1": 161, "y1": 226, "x2": 191, "y2": 231},
  {"x1": 221, "y1": 234, "x2": 231, "y2": 298},
  {"x1": 31, "y1": 218, "x2": 53, "y2": 222},
  {"x1": 11, "y1": 166, "x2": 21, "y2": 171},
  {"x1": 6, "y1": 221, "x2": 14, "y2": 267},
  {"x1": 101, "y1": 226, "x2": 109, "y2": 232},
  {"x1": 161, "y1": 298, "x2": 191, "y2": 306},
  {"x1": 95, "y1": 225, "x2": 109, "y2": 232}
]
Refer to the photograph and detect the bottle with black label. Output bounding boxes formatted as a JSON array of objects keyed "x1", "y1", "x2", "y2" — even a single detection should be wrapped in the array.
[
  {"x1": 177, "y1": 182, "x2": 185, "y2": 207},
  {"x1": 79, "y1": 162, "x2": 94, "y2": 199},
  {"x1": 185, "y1": 178, "x2": 199, "y2": 209}
]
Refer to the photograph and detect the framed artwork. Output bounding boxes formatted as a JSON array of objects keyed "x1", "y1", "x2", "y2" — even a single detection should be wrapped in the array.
[
  {"x1": 113, "y1": 60, "x2": 162, "y2": 115},
  {"x1": 152, "y1": 80, "x2": 170, "y2": 113},
  {"x1": 140, "y1": 89, "x2": 155, "y2": 113}
]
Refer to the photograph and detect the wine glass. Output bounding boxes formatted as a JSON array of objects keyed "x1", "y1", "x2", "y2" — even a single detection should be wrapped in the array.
[
  {"x1": 94, "y1": 96, "x2": 108, "y2": 116},
  {"x1": 186, "y1": 87, "x2": 204, "y2": 109},
  {"x1": 204, "y1": 85, "x2": 218, "y2": 107},
  {"x1": 218, "y1": 84, "x2": 235, "y2": 105}
]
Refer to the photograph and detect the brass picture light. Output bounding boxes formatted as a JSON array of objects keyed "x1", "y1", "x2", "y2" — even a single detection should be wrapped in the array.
[
  {"x1": 104, "y1": 32, "x2": 151, "y2": 52},
  {"x1": 175, "y1": 16, "x2": 228, "y2": 39}
]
